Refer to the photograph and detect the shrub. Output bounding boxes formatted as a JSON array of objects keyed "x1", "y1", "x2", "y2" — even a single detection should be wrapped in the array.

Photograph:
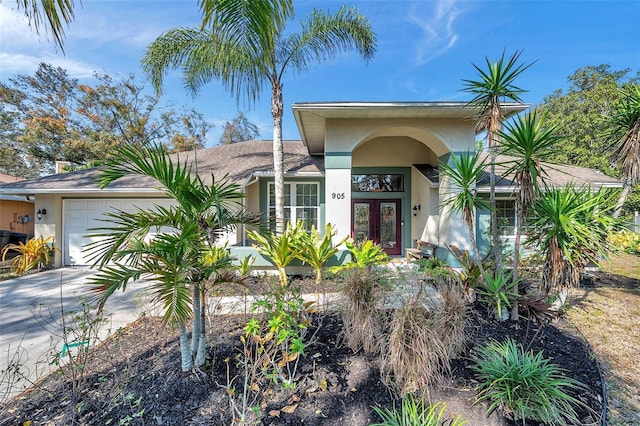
[
  {"x1": 371, "y1": 395, "x2": 467, "y2": 426},
  {"x1": 1, "y1": 235, "x2": 56, "y2": 275},
  {"x1": 471, "y1": 338, "x2": 586, "y2": 425},
  {"x1": 608, "y1": 229, "x2": 640, "y2": 254}
]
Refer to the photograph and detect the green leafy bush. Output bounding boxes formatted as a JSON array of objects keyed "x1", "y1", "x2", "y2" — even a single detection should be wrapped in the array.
[
  {"x1": 371, "y1": 395, "x2": 467, "y2": 426},
  {"x1": 608, "y1": 229, "x2": 640, "y2": 254},
  {"x1": 471, "y1": 338, "x2": 586, "y2": 425}
]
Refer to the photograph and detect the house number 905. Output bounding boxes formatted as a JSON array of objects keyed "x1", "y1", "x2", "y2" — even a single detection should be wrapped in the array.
[{"x1": 331, "y1": 192, "x2": 345, "y2": 200}]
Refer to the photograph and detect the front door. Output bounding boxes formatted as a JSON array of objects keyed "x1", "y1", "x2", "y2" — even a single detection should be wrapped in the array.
[{"x1": 352, "y1": 199, "x2": 401, "y2": 255}]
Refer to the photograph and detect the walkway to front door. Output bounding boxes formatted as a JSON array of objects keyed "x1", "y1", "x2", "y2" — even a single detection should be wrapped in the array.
[{"x1": 352, "y1": 199, "x2": 401, "y2": 255}]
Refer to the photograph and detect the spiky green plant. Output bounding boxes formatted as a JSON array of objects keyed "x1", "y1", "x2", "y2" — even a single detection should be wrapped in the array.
[
  {"x1": 295, "y1": 223, "x2": 347, "y2": 284},
  {"x1": 1, "y1": 235, "x2": 56, "y2": 275},
  {"x1": 475, "y1": 269, "x2": 519, "y2": 321},
  {"x1": 247, "y1": 222, "x2": 303, "y2": 287},
  {"x1": 471, "y1": 338, "x2": 587, "y2": 425},
  {"x1": 372, "y1": 396, "x2": 467, "y2": 426}
]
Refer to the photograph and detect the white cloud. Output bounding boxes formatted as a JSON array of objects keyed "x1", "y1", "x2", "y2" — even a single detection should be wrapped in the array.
[
  {"x1": 407, "y1": 0, "x2": 462, "y2": 66},
  {"x1": 0, "y1": 52, "x2": 97, "y2": 79}
]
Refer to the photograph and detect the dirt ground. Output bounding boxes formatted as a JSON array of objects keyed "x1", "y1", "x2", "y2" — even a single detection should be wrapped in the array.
[
  {"x1": 0, "y1": 272, "x2": 606, "y2": 426},
  {"x1": 566, "y1": 253, "x2": 640, "y2": 426}
]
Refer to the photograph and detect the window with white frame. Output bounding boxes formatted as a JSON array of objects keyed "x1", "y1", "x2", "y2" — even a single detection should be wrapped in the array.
[
  {"x1": 268, "y1": 182, "x2": 319, "y2": 230},
  {"x1": 496, "y1": 199, "x2": 516, "y2": 235}
]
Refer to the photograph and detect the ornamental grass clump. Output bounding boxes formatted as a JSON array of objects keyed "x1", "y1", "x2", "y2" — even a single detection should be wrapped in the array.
[
  {"x1": 382, "y1": 278, "x2": 468, "y2": 397},
  {"x1": 333, "y1": 239, "x2": 390, "y2": 354},
  {"x1": 371, "y1": 395, "x2": 467, "y2": 426},
  {"x1": 471, "y1": 338, "x2": 587, "y2": 425}
]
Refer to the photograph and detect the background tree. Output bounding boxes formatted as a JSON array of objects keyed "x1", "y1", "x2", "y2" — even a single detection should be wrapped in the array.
[
  {"x1": 0, "y1": 63, "x2": 212, "y2": 176},
  {"x1": 461, "y1": 50, "x2": 533, "y2": 271},
  {"x1": 219, "y1": 111, "x2": 260, "y2": 144},
  {"x1": 537, "y1": 65, "x2": 637, "y2": 173},
  {"x1": 143, "y1": 1, "x2": 376, "y2": 232},
  {"x1": 537, "y1": 65, "x2": 639, "y2": 217}
]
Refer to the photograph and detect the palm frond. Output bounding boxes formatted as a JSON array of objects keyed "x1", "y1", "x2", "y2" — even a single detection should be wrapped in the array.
[{"x1": 279, "y1": 6, "x2": 376, "y2": 79}]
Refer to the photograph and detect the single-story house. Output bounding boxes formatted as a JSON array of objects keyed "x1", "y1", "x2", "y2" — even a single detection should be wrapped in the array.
[
  {"x1": 0, "y1": 101, "x2": 621, "y2": 268},
  {"x1": 0, "y1": 174, "x2": 35, "y2": 251}
]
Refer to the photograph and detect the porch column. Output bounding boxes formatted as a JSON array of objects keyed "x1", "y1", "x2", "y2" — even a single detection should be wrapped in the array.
[{"x1": 324, "y1": 152, "x2": 352, "y2": 245}]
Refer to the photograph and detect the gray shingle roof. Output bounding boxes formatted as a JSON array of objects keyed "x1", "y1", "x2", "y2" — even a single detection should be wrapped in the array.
[
  {"x1": 478, "y1": 153, "x2": 621, "y2": 190},
  {"x1": 0, "y1": 143, "x2": 619, "y2": 195},
  {"x1": 0, "y1": 140, "x2": 324, "y2": 194}
]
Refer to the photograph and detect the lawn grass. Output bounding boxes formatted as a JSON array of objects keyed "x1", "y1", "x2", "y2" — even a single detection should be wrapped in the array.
[{"x1": 566, "y1": 252, "x2": 640, "y2": 425}]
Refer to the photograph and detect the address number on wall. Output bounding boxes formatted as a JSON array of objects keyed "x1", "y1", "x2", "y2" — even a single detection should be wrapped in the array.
[{"x1": 331, "y1": 192, "x2": 345, "y2": 200}]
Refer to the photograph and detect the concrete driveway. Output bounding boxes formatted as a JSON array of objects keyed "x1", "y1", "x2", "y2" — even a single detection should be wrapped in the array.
[{"x1": 0, "y1": 267, "x2": 150, "y2": 401}]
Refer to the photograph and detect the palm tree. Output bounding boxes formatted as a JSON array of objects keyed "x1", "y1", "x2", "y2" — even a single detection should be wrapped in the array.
[
  {"x1": 499, "y1": 111, "x2": 560, "y2": 319},
  {"x1": 529, "y1": 185, "x2": 614, "y2": 297},
  {"x1": 609, "y1": 83, "x2": 640, "y2": 217},
  {"x1": 461, "y1": 50, "x2": 533, "y2": 271},
  {"x1": 86, "y1": 143, "x2": 257, "y2": 372},
  {"x1": 439, "y1": 152, "x2": 490, "y2": 282},
  {"x1": 142, "y1": 1, "x2": 376, "y2": 233},
  {"x1": 17, "y1": 0, "x2": 75, "y2": 51}
]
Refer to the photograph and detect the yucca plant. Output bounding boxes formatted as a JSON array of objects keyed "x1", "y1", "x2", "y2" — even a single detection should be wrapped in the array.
[
  {"x1": 247, "y1": 222, "x2": 303, "y2": 287},
  {"x1": 529, "y1": 185, "x2": 615, "y2": 295},
  {"x1": 438, "y1": 151, "x2": 490, "y2": 284},
  {"x1": 475, "y1": 269, "x2": 519, "y2": 321},
  {"x1": 1, "y1": 235, "x2": 56, "y2": 275},
  {"x1": 372, "y1": 396, "x2": 467, "y2": 426},
  {"x1": 295, "y1": 223, "x2": 347, "y2": 284},
  {"x1": 471, "y1": 338, "x2": 587, "y2": 425}
]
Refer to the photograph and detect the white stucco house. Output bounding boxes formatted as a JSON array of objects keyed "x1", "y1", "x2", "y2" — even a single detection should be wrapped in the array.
[{"x1": 0, "y1": 101, "x2": 621, "y2": 268}]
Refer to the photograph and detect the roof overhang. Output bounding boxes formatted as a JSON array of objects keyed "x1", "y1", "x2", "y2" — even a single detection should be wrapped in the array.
[
  {"x1": 0, "y1": 187, "x2": 165, "y2": 196},
  {"x1": 292, "y1": 101, "x2": 529, "y2": 155}
]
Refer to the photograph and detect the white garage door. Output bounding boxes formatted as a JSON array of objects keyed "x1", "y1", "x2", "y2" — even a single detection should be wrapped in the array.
[{"x1": 63, "y1": 198, "x2": 175, "y2": 266}]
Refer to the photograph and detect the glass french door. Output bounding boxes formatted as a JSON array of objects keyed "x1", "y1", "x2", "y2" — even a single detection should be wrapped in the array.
[{"x1": 352, "y1": 199, "x2": 401, "y2": 255}]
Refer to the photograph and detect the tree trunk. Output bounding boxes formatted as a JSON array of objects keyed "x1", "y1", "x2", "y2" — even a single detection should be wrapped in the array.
[
  {"x1": 541, "y1": 237, "x2": 562, "y2": 296},
  {"x1": 467, "y1": 214, "x2": 488, "y2": 284},
  {"x1": 196, "y1": 287, "x2": 207, "y2": 367},
  {"x1": 179, "y1": 323, "x2": 193, "y2": 372},
  {"x1": 488, "y1": 103, "x2": 503, "y2": 271},
  {"x1": 191, "y1": 285, "x2": 201, "y2": 357},
  {"x1": 613, "y1": 179, "x2": 632, "y2": 218},
  {"x1": 272, "y1": 78, "x2": 285, "y2": 234},
  {"x1": 510, "y1": 200, "x2": 523, "y2": 321}
]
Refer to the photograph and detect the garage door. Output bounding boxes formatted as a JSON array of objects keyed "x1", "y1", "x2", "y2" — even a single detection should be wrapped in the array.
[{"x1": 63, "y1": 198, "x2": 175, "y2": 266}]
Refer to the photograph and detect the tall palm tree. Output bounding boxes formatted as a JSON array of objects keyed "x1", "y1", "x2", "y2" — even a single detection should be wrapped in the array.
[
  {"x1": 86, "y1": 143, "x2": 257, "y2": 372},
  {"x1": 609, "y1": 83, "x2": 640, "y2": 217},
  {"x1": 461, "y1": 50, "x2": 533, "y2": 271},
  {"x1": 439, "y1": 151, "x2": 490, "y2": 282},
  {"x1": 142, "y1": 1, "x2": 377, "y2": 233},
  {"x1": 499, "y1": 111, "x2": 560, "y2": 319},
  {"x1": 17, "y1": 0, "x2": 75, "y2": 51}
]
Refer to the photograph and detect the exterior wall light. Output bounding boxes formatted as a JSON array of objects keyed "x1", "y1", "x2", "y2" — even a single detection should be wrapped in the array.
[
  {"x1": 412, "y1": 205, "x2": 421, "y2": 216},
  {"x1": 37, "y1": 208, "x2": 47, "y2": 220}
]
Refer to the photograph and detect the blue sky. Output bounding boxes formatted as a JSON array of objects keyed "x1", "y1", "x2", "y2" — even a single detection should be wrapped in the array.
[{"x1": 1, "y1": 0, "x2": 638, "y2": 146}]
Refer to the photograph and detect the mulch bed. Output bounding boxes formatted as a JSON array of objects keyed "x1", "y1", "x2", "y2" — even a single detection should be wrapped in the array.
[{"x1": 0, "y1": 276, "x2": 605, "y2": 426}]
